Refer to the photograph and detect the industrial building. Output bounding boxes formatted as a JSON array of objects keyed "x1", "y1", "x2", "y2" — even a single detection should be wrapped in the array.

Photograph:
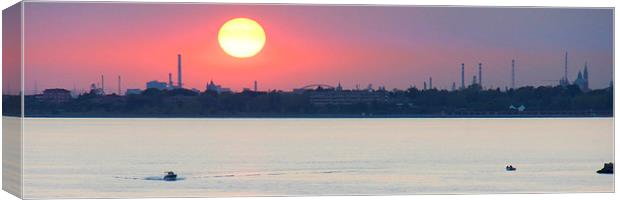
[
  {"x1": 146, "y1": 80, "x2": 168, "y2": 90},
  {"x1": 37, "y1": 88, "x2": 72, "y2": 103},
  {"x1": 206, "y1": 80, "x2": 232, "y2": 94},
  {"x1": 125, "y1": 89, "x2": 142, "y2": 95},
  {"x1": 145, "y1": 54, "x2": 184, "y2": 91}
]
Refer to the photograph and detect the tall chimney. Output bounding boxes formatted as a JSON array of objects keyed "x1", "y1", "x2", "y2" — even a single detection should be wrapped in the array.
[
  {"x1": 254, "y1": 80, "x2": 258, "y2": 92},
  {"x1": 168, "y1": 73, "x2": 173, "y2": 88},
  {"x1": 461, "y1": 63, "x2": 465, "y2": 90},
  {"x1": 118, "y1": 75, "x2": 121, "y2": 95},
  {"x1": 478, "y1": 63, "x2": 482, "y2": 88},
  {"x1": 511, "y1": 59, "x2": 515, "y2": 89},
  {"x1": 429, "y1": 77, "x2": 433, "y2": 89},
  {"x1": 101, "y1": 75, "x2": 105, "y2": 94},
  {"x1": 177, "y1": 54, "x2": 182, "y2": 88},
  {"x1": 564, "y1": 51, "x2": 568, "y2": 82}
]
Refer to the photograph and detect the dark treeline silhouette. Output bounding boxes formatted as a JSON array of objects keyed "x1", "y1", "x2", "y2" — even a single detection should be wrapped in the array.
[
  {"x1": 2, "y1": 94, "x2": 21, "y2": 116},
  {"x1": 396, "y1": 84, "x2": 612, "y2": 115},
  {"x1": 17, "y1": 84, "x2": 613, "y2": 117}
]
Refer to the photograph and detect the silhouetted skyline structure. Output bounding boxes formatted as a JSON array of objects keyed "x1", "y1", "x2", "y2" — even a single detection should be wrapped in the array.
[
  {"x1": 12, "y1": 51, "x2": 611, "y2": 119},
  {"x1": 177, "y1": 54, "x2": 183, "y2": 89},
  {"x1": 511, "y1": 59, "x2": 516, "y2": 89},
  {"x1": 117, "y1": 75, "x2": 121, "y2": 95},
  {"x1": 21, "y1": 49, "x2": 609, "y2": 98},
  {"x1": 429, "y1": 77, "x2": 433, "y2": 90},
  {"x1": 101, "y1": 75, "x2": 105, "y2": 95},
  {"x1": 478, "y1": 63, "x2": 482, "y2": 88},
  {"x1": 12, "y1": 80, "x2": 612, "y2": 118},
  {"x1": 461, "y1": 63, "x2": 465, "y2": 90},
  {"x1": 565, "y1": 52, "x2": 569, "y2": 84}
]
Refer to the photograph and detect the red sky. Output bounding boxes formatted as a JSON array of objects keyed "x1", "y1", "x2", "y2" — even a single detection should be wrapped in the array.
[{"x1": 18, "y1": 3, "x2": 613, "y2": 94}]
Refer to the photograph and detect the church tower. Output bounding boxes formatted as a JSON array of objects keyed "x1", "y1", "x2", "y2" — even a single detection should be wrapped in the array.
[
  {"x1": 583, "y1": 62, "x2": 589, "y2": 90},
  {"x1": 573, "y1": 62, "x2": 590, "y2": 92}
]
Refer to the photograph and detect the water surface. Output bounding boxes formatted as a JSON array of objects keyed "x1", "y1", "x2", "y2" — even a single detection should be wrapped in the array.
[{"x1": 23, "y1": 118, "x2": 614, "y2": 198}]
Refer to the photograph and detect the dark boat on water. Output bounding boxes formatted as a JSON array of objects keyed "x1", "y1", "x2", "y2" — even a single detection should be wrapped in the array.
[
  {"x1": 596, "y1": 162, "x2": 613, "y2": 174},
  {"x1": 505, "y1": 165, "x2": 516, "y2": 171},
  {"x1": 163, "y1": 171, "x2": 178, "y2": 181}
]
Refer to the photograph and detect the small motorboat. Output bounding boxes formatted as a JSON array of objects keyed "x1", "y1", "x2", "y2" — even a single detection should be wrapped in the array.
[
  {"x1": 163, "y1": 171, "x2": 178, "y2": 181},
  {"x1": 505, "y1": 165, "x2": 516, "y2": 171},
  {"x1": 596, "y1": 162, "x2": 613, "y2": 174}
]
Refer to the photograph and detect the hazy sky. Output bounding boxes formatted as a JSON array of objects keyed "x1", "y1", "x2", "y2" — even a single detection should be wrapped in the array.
[{"x1": 21, "y1": 3, "x2": 613, "y2": 94}]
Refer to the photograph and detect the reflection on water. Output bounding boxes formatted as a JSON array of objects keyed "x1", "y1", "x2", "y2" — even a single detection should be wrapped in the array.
[{"x1": 22, "y1": 118, "x2": 614, "y2": 198}]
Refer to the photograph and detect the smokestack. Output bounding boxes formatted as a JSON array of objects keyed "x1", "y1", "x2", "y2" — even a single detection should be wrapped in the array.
[
  {"x1": 511, "y1": 59, "x2": 515, "y2": 89},
  {"x1": 177, "y1": 54, "x2": 182, "y2": 88},
  {"x1": 461, "y1": 63, "x2": 465, "y2": 90},
  {"x1": 478, "y1": 63, "x2": 482, "y2": 88},
  {"x1": 118, "y1": 75, "x2": 121, "y2": 95},
  {"x1": 254, "y1": 80, "x2": 258, "y2": 92},
  {"x1": 429, "y1": 77, "x2": 433, "y2": 89},
  {"x1": 101, "y1": 75, "x2": 105, "y2": 94},
  {"x1": 564, "y1": 51, "x2": 568, "y2": 82},
  {"x1": 168, "y1": 73, "x2": 173, "y2": 88}
]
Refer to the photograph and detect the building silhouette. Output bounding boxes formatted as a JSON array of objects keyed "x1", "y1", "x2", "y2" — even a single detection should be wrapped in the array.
[
  {"x1": 89, "y1": 83, "x2": 105, "y2": 96},
  {"x1": 146, "y1": 80, "x2": 167, "y2": 90},
  {"x1": 206, "y1": 80, "x2": 232, "y2": 94},
  {"x1": 38, "y1": 88, "x2": 72, "y2": 103},
  {"x1": 573, "y1": 62, "x2": 589, "y2": 91},
  {"x1": 125, "y1": 89, "x2": 142, "y2": 95},
  {"x1": 451, "y1": 82, "x2": 456, "y2": 91}
]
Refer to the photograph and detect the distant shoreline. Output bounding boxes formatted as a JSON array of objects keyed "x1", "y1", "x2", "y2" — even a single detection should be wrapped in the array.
[{"x1": 17, "y1": 113, "x2": 614, "y2": 119}]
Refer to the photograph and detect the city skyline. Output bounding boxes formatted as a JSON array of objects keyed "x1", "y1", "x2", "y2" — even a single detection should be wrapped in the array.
[
  {"x1": 25, "y1": 52, "x2": 608, "y2": 95},
  {"x1": 17, "y1": 3, "x2": 614, "y2": 95},
  {"x1": 19, "y1": 55, "x2": 608, "y2": 96}
]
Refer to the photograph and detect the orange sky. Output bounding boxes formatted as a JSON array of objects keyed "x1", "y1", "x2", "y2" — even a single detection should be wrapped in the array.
[{"x1": 15, "y1": 3, "x2": 613, "y2": 95}]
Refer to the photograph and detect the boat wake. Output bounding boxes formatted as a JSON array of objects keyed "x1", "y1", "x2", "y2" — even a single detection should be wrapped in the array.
[
  {"x1": 114, "y1": 169, "x2": 360, "y2": 181},
  {"x1": 144, "y1": 176, "x2": 186, "y2": 181},
  {"x1": 113, "y1": 176, "x2": 185, "y2": 181}
]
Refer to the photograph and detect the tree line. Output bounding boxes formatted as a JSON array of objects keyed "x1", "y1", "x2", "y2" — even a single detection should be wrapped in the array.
[{"x1": 17, "y1": 84, "x2": 613, "y2": 117}]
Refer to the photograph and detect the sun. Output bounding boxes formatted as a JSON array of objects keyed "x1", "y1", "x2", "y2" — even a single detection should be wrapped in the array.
[{"x1": 218, "y1": 18, "x2": 266, "y2": 58}]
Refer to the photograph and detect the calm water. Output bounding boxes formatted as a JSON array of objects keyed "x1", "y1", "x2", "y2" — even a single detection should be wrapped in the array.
[{"x1": 22, "y1": 118, "x2": 613, "y2": 198}]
